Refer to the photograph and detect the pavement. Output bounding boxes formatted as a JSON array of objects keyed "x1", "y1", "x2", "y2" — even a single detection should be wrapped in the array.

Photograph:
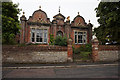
[{"x1": 2, "y1": 61, "x2": 119, "y2": 69}]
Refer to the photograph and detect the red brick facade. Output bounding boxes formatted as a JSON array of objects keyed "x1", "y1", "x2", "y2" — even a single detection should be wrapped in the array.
[{"x1": 18, "y1": 8, "x2": 93, "y2": 48}]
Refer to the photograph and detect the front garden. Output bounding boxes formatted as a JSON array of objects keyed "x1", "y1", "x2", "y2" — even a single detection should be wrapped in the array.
[{"x1": 73, "y1": 44, "x2": 92, "y2": 62}]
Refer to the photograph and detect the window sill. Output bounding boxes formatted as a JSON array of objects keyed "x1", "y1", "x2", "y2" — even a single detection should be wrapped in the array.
[
  {"x1": 75, "y1": 43, "x2": 86, "y2": 45},
  {"x1": 31, "y1": 42, "x2": 48, "y2": 44}
]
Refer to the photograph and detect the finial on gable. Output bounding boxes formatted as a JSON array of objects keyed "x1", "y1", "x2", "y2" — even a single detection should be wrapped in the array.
[
  {"x1": 23, "y1": 11, "x2": 25, "y2": 15},
  {"x1": 78, "y1": 12, "x2": 80, "y2": 15},
  {"x1": 22, "y1": 11, "x2": 25, "y2": 16},
  {"x1": 89, "y1": 20, "x2": 90, "y2": 23},
  {"x1": 59, "y1": 6, "x2": 60, "y2": 13},
  {"x1": 39, "y1": 6, "x2": 41, "y2": 10}
]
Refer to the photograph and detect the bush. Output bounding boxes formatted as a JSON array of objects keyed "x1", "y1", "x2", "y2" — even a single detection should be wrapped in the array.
[
  {"x1": 73, "y1": 44, "x2": 92, "y2": 60},
  {"x1": 80, "y1": 52, "x2": 91, "y2": 57},
  {"x1": 49, "y1": 34, "x2": 54, "y2": 45},
  {"x1": 54, "y1": 36, "x2": 67, "y2": 46},
  {"x1": 73, "y1": 47, "x2": 81, "y2": 54},
  {"x1": 73, "y1": 43, "x2": 92, "y2": 54},
  {"x1": 85, "y1": 44, "x2": 92, "y2": 52}
]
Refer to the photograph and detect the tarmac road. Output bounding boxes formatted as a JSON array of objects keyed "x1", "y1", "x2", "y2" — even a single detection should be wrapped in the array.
[{"x1": 2, "y1": 64, "x2": 119, "y2": 78}]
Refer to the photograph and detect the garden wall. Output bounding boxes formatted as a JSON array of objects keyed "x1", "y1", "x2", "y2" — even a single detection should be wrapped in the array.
[
  {"x1": 2, "y1": 45, "x2": 68, "y2": 63},
  {"x1": 92, "y1": 38, "x2": 120, "y2": 62}
]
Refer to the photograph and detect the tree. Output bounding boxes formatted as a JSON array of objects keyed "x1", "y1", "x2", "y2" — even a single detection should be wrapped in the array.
[
  {"x1": 94, "y1": 2, "x2": 120, "y2": 44},
  {"x1": 2, "y1": 2, "x2": 21, "y2": 44}
]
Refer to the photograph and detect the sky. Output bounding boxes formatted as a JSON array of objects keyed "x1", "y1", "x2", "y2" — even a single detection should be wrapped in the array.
[{"x1": 12, "y1": 0, "x2": 100, "y2": 28}]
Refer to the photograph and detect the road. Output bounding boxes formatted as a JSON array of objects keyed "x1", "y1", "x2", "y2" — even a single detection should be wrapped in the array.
[{"x1": 2, "y1": 65, "x2": 119, "y2": 78}]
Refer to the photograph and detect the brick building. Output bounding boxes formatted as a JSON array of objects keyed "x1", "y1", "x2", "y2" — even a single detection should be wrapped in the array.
[{"x1": 19, "y1": 7, "x2": 93, "y2": 48}]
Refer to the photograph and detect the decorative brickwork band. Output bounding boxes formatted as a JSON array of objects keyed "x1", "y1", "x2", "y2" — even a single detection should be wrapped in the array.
[
  {"x1": 92, "y1": 38, "x2": 99, "y2": 62},
  {"x1": 67, "y1": 38, "x2": 73, "y2": 62}
]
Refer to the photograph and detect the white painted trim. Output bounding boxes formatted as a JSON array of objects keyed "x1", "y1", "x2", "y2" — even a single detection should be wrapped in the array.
[
  {"x1": 74, "y1": 30, "x2": 87, "y2": 44},
  {"x1": 30, "y1": 26, "x2": 49, "y2": 44}
]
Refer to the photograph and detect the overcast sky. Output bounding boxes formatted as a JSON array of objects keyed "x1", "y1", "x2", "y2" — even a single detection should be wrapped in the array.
[{"x1": 12, "y1": 0, "x2": 100, "y2": 28}]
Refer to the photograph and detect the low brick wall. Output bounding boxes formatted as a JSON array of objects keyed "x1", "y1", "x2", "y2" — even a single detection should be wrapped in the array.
[
  {"x1": 2, "y1": 45, "x2": 68, "y2": 63},
  {"x1": 92, "y1": 38, "x2": 120, "y2": 62}
]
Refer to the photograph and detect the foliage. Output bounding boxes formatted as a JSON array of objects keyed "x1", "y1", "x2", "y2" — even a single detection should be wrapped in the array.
[
  {"x1": 94, "y1": 2, "x2": 120, "y2": 44},
  {"x1": 73, "y1": 44, "x2": 92, "y2": 61},
  {"x1": 54, "y1": 36, "x2": 67, "y2": 46},
  {"x1": 79, "y1": 52, "x2": 91, "y2": 60},
  {"x1": 81, "y1": 44, "x2": 92, "y2": 52},
  {"x1": 2, "y1": 2, "x2": 21, "y2": 44},
  {"x1": 49, "y1": 34, "x2": 54, "y2": 45},
  {"x1": 73, "y1": 44, "x2": 92, "y2": 54}
]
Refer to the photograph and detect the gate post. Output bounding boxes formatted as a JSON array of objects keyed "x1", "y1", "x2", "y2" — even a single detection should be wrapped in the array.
[
  {"x1": 92, "y1": 38, "x2": 99, "y2": 62},
  {"x1": 67, "y1": 38, "x2": 73, "y2": 62}
]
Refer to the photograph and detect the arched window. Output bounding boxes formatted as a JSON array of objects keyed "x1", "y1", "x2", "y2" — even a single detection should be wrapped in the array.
[{"x1": 57, "y1": 31, "x2": 63, "y2": 37}]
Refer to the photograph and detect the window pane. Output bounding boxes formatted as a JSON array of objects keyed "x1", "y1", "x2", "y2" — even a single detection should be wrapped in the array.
[
  {"x1": 31, "y1": 28, "x2": 35, "y2": 32},
  {"x1": 36, "y1": 29, "x2": 42, "y2": 42},
  {"x1": 40, "y1": 37, "x2": 42, "y2": 42},
  {"x1": 78, "y1": 40, "x2": 82, "y2": 43},
  {"x1": 84, "y1": 32, "x2": 86, "y2": 34},
  {"x1": 36, "y1": 33, "x2": 39, "y2": 38},
  {"x1": 32, "y1": 38, "x2": 34, "y2": 42},
  {"x1": 40, "y1": 33, "x2": 42, "y2": 38},
  {"x1": 31, "y1": 28, "x2": 35, "y2": 42},
  {"x1": 39, "y1": 29, "x2": 42, "y2": 33},
  {"x1": 83, "y1": 35, "x2": 86, "y2": 43},
  {"x1": 44, "y1": 34, "x2": 47, "y2": 43},
  {"x1": 36, "y1": 38, "x2": 39, "y2": 42},
  {"x1": 32, "y1": 33, "x2": 34, "y2": 37},
  {"x1": 44, "y1": 29, "x2": 47, "y2": 43},
  {"x1": 78, "y1": 32, "x2": 83, "y2": 35},
  {"x1": 44, "y1": 38, "x2": 47, "y2": 43},
  {"x1": 75, "y1": 35, "x2": 77, "y2": 43},
  {"x1": 75, "y1": 32, "x2": 77, "y2": 35},
  {"x1": 78, "y1": 35, "x2": 82, "y2": 43}
]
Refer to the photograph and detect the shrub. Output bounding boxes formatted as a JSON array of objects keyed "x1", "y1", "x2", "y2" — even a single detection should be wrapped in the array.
[
  {"x1": 49, "y1": 34, "x2": 54, "y2": 45},
  {"x1": 54, "y1": 36, "x2": 67, "y2": 46},
  {"x1": 85, "y1": 43, "x2": 92, "y2": 52},
  {"x1": 73, "y1": 43, "x2": 92, "y2": 54},
  {"x1": 73, "y1": 46, "x2": 81, "y2": 54}
]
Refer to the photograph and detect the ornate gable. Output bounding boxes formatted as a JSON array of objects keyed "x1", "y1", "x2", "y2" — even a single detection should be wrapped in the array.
[
  {"x1": 72, "y1": 12, "x2": 86, "y2": 27},
  {"x1": 28, "y1": 8, "x2": 50, "y2": 24}
]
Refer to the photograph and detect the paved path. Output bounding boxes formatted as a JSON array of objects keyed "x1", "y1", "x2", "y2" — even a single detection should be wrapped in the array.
[{"x1": 2, "y1": 64, "x2": 119, "y2": 78}]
